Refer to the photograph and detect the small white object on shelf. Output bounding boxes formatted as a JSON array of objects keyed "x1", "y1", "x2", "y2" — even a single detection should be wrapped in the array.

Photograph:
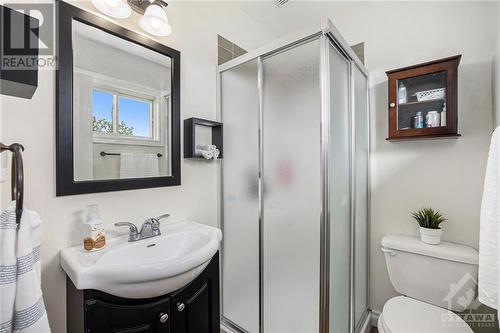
[
  {"x1": 441, "y1": 102, "x2": 447, "y2": 126},
  {"x1": 415, "y1": 88, "x2": 445, "y2": 102},
  {"x1": 195, "y1": 144, "x2": 219, "y2": 160},
  {"x1": 398, "y1": 83, "x2": 407, "y2": 104},
  {"x1": 426, "y1": 111, "x2": 440, "y2": 128}
]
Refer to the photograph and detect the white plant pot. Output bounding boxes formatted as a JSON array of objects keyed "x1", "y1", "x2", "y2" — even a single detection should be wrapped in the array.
[{"x1": 419, "y1": 227, "x2": 442, "y2": 245}]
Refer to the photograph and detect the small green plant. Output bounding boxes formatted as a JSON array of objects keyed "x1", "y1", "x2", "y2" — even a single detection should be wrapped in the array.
[{"x1": 412, "y1": 207, "x2": 446, "y2": 229}]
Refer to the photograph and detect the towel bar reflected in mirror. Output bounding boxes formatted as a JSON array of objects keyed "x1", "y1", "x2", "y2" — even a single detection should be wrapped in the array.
[{"x1": 99, "y1": 151, "x2": 163, "y2": 158}]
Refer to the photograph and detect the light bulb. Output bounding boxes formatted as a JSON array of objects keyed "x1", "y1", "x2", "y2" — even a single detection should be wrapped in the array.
[
  {"x1": 151, "y1": 18, "x2": 162, "y2": 30},
  {"x1": 139, "y1": 3, "x2": 171, "y2": 36},
  {"x1": 91, "y1": 0, "x2": 131, "y2": 18},
  {"x1": 107, "y1": 0, "x2": 119, "y2": 8}
]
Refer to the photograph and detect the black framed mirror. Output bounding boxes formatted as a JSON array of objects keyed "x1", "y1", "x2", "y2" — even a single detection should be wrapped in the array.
[{"x1": 56, "y1": 1, "x2": 180, "y2": 196}]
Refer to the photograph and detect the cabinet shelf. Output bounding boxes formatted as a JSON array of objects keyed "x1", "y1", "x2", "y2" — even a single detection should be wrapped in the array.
[
  {"x1": 398, "y1": 98, "x2": 444, "y2": 107},
  {"x1": 386, "y1": 133, "x2": 461, "y2": 141}
]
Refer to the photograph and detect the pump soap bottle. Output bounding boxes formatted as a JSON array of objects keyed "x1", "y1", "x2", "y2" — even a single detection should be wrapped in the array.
[{"x1": 83, "y1": 204, "x2": 106, "y2": 251}]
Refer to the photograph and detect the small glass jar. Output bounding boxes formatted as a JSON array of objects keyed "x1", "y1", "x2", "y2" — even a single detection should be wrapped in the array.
[{"x1": 426, "y1": 111, "x2": 440, "y2": 128}]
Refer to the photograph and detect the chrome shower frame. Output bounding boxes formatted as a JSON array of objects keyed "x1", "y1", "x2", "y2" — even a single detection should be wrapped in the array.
[{"x1": 216, "y1": 19, "x2": 371, "y2": 333}]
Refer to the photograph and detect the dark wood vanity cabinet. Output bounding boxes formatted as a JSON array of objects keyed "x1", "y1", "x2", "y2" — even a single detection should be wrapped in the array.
[
  {"x1": 386, "y1": 55, "x2": 461, "y2": 140},
  {"x1": 170, "y1": 265, "x2": 219, "y2": 333},
  {"x1": 67, "y1": 254, "x2": 219, "y2": 333}
]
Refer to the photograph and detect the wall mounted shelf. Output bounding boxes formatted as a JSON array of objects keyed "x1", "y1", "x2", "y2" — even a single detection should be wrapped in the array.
[
  {"x1": 386, "y1": 55, "x2": 461, "y2": 140},
  {"x1": 184, "y1": 118, "x2": 223, "y2": 159}
]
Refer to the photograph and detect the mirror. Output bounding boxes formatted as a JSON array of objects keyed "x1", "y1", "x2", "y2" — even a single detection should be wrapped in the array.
[
  {"x1": 56, "y1": 2, "x2": 180, "y2": 196},
  {"x1": 72, "y1": 20, "x2": 172, "y2": 181}
]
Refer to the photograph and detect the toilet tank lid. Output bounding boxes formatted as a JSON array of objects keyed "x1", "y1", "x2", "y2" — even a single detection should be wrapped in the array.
[{"x1": 381, "y1": 234, "x2": 478, "y2": 265}]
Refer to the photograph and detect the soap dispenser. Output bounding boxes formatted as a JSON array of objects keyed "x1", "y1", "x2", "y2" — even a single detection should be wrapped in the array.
[{"x1": 83, "y1": 204, "x2": 106, "y2": 251}]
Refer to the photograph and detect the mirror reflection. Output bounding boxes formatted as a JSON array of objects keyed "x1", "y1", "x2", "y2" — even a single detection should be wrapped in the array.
[{"x1": 72, "y1": 20, "x2": 172, "y2": 181}]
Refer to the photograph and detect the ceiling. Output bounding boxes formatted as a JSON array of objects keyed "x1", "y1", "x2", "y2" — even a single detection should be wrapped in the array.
[{"x1": 234, "y1": 1, "x2": 362, "y2": 43}]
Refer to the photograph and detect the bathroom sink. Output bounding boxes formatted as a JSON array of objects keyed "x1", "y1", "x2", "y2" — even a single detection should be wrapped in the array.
[{"x1": 60, "y1": 221, "x2": 222, "y2": 299}]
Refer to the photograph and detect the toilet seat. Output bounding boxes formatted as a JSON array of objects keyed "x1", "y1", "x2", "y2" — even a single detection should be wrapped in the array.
[{"x1": 377, "y1": 296, "x2": 473, "y2": 333}]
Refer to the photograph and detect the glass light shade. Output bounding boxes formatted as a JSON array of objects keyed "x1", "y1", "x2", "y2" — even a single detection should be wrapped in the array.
[
  {"x1": 139, "y1": 4, "x2": 172, "y2": 36},
  {"x1": 90, "y1": 0, "x2": 132, "y2": 18}
]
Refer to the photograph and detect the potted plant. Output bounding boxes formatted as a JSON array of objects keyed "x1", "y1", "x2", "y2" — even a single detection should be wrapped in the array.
[{"x1": 412, "y1": 207, "x2": 446, "y2": 245}]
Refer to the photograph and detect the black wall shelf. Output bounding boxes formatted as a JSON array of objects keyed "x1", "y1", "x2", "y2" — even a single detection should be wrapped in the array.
[{"x1": 184, "y1": 117, "x2": 223, "y2": 159}]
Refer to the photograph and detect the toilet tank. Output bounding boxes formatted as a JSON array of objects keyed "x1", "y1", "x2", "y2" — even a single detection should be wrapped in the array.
[{"x1": 381, "y1": 235, "x2": 479, "y2": 312}]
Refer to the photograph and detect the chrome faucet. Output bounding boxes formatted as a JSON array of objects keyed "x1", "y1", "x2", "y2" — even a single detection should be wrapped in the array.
[{"x1": 115, "y1": 214, "x2": 170, "y2": 242}]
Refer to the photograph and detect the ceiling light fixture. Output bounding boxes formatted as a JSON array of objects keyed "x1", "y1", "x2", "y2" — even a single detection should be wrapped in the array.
[
  {"x1": 91, "y1": 0, "x2": 172, "y2": 37},
  {"x1": 90, "y1": 0, "x2": 132, "y2": 19},
  {"x1": 139, "y1": 1, "x2": 171, "y2": 36}
]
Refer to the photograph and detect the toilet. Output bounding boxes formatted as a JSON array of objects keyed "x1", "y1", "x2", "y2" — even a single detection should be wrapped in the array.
[{"x1": 379, "y1": 235, "x2": 479, "y2": 333}]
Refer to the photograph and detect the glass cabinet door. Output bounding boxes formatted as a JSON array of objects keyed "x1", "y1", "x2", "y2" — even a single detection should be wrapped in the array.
[
  {"x1": 386, "y1": 55, "x2": 461, "y2": 140},
  {"x1": 397, "y1": 71, "x2": 446, "y2": 130}
]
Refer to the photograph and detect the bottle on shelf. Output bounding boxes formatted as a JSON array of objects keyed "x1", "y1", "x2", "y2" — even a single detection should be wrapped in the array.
[
  {"x1": 414, "y1": 111, "x2": 424, "y2": 128},
  {"x1": 426, "y1": 111, "x2": 440, "y2": 128},
  {"x1": 398, "y1": 83, "x2": 407, "y2": 104},
  {"x1": 441, "y1": 102, "x2": 447, "y2": 127}
]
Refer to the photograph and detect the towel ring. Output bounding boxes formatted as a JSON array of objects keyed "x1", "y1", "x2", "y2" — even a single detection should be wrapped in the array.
[{"x1": 0, "y1": 143, "x2": 24, "y2": 225}]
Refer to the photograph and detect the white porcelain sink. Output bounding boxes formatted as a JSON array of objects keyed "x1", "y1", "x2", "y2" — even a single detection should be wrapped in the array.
[{"x1": 60, "y1": 221, "x2": 222, "y2": 299}]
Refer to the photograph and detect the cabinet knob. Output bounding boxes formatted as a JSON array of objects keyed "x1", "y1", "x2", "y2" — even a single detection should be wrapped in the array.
[
  {"x1": 389, "y1": 102, "x2": 396, "y2": 108},
  {"x1": 177, "y1": 302, "x2": 185, "y2": 312},
  {"x1": 159, "y1": 312, "x2": 169, "y2": 323}
]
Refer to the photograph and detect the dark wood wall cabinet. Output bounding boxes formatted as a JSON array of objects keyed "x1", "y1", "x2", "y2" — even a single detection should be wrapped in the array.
[
  {"x1": 386, "y1": 55, "x2": 461, "y2": 140},
  {"x1": 67, "y1": 253, "x2": 220, "y2": 333}
]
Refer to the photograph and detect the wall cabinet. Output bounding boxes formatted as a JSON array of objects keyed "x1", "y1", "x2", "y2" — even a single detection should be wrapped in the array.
[
  {"x1": 386, "y1": 55, "x2": 461, "y2": 140},
  {"x1": 67, "y1": 254, "x2": 219, "y2": 333}
]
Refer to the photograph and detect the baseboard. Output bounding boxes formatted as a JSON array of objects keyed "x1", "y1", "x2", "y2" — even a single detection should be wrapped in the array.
[{"x1": 371, "y1": 310, "x2": 381, "y2": 328}]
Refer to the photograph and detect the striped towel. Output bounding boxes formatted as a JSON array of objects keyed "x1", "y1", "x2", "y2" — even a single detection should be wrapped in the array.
[{"x1": 0, "y1": 202, "x2": 50, "y2": 333}]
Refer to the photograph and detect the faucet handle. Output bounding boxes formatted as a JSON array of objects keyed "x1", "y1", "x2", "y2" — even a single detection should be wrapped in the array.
[
  {"x1": 150, "y1": 214, "x2": 169, "y2": 231},
  {"x1": 114, "y1": 222, "x2": 139, "y2": 235},
  {"x1": 156, "y1": 214, "x2": 170, "y2": 221}
]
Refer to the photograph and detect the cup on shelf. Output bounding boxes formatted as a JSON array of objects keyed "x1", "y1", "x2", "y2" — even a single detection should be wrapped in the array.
[{"x1": 426, "y1": 111, "x2": 440, "y2": 128}]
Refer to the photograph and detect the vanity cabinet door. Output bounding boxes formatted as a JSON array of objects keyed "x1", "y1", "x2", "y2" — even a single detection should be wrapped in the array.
[
  {"x1": 85, "y1": 298, "x2": 171, "y2": 333},
  {"x1": 170, "y1": 255, "x2": 220, "y2": 333}
]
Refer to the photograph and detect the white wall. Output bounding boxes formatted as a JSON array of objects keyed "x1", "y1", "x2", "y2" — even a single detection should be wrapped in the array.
[
  {"x1": 235, "y1": 1, "x2": 497, "y2": 314},
  {"x1": 363, "y1": 2, "x2": 495, "y2": 313},
  {"x1": 365, "y1": 4, "x2": 494, "y2": 316},
  {"x1": 0, "y1": 2, "x2": 273, "y2": 332}
]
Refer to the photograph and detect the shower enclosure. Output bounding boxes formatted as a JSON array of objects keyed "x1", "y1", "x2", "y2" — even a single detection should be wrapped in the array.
[{"x1": 218, "y1": 20, "x2": 369, "y2": 333}]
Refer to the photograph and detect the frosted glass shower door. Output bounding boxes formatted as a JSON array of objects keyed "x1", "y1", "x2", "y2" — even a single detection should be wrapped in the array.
[
  {"x1": 221, "y1": 60, "x2": 260, "y2": 333},
  {"x1": 328, "y1": 41, "x2": 351, "y2": 333},
  {"x1": 262, "y1": 39, "x2": 321, "y2": 333},
  {"x1": 353, "y1": 65, "x2": 369, "y2": 329}
]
